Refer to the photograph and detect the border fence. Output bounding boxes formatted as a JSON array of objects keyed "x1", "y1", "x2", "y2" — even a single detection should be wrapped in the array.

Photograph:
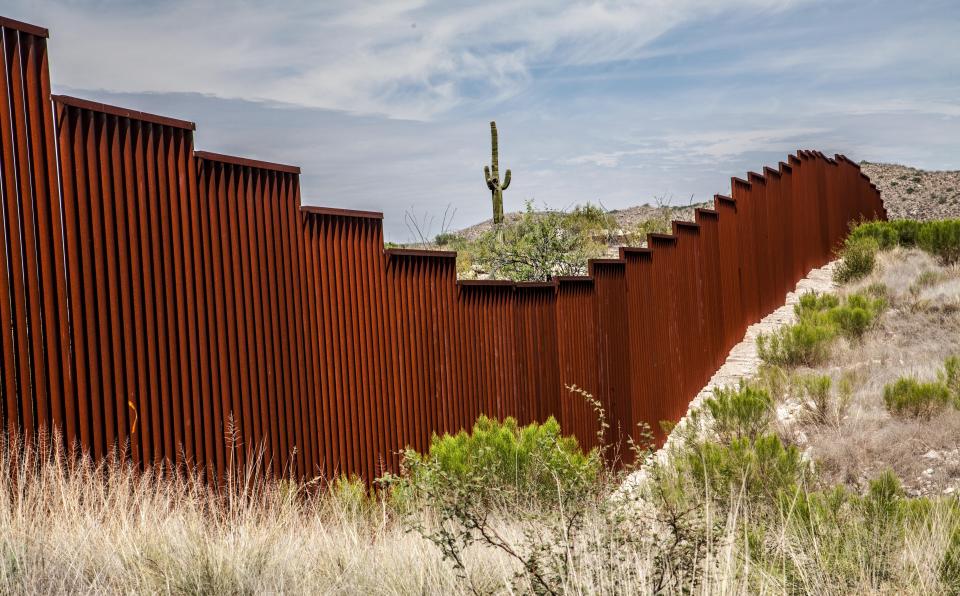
[{"x1": 0, "y1": 16, "x2": 886, "y2": 481}]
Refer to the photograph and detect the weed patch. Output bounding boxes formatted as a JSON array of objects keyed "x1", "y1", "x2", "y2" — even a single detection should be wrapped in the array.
[{"x1": 757, "y1": 290, "x2": 885, "y2": 366}]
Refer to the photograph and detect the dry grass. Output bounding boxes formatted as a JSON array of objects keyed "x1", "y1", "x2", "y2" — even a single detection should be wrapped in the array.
[
  {"x1": 0, "y1": 435, "x2": 478, "y2": 594},
  {"x1": 777, "y1": 248, "x2": 960, "y2": 495},
  {"x1": 2, "y1": 431, "x2": 958, "y2": 594}
]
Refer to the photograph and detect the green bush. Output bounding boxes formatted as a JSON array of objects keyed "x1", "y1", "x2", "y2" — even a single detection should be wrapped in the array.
[
  {"x1": 705, "y1": 383, "x2": 773, "y2": 443},
  {"x1": 828, "y1": 293, "x2": 886, "y2": 340},
  {"x1": 800, "y1": 374, "x2": 833, "y2": 424},
  {"x1": 757, "y1": 319, "x2": 834, "y2": 366},
  {"x1": 466, "y1": 201, "x2": 610, "y2": 281},
  {"x1": 848, "y1": 220, "x2": 902, "y2": 249},
  {"x1": 833, "y1": 236, "x2": 879, "y2": 283},
  {"x1": 397, "y1": 415, "x2": 598, "y2": 505},
  {"x1": 757, "y1": 291, "x2": 885, "y2": 366},
  {"x1": 942, "y1": 524, "x2": 960, "y2": 593},
  {"x1": 883, "y1": 377, "x2": 951, "y2": 420},
  {"x1": 433, "y1": 231, "x2": 463, "y2": 246},
  {"x1": 848, "y1": 219, "x2": 960, "y2": 263},
  {"x1": 918, "y1": 220, "x2": 960, "y2": 263},
  {"x1": 939, "y1": 355, "x2": 960, "y2": 407},
  {"x1": 777, "y1": 471, "x2": 909, "y2": 591},
  {"x1": 684, "y1": 434, "x2": 805, "y2": 508}
]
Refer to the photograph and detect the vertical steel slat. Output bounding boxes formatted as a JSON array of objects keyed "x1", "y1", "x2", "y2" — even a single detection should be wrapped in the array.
[
  {"x1": 2, "y1": 28, "x2": 39, "y2": 442},
  {"x1": 94, "y1": 113, "x2": 123, "y2": 452},
  {"x1": 22, "y1": 33, "x2": 60, "y2": 436},
  {"x1": 0, "y1": 27, "x2": 24, "y2": 438},
  {"x1": 113, "y1": 118, "x2": 140, "y2": 465}
]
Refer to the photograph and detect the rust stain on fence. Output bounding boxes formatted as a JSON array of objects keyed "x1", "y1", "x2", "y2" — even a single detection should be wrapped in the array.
[{"x1": 0, "y1": 15, "x2": 887, "y2": 481}]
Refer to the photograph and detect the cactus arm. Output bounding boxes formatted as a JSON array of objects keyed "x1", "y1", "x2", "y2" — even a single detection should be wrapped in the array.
[
  {"x1": 484, "y1": 166, "x2": 496, "y2": 190},
  {"x1": 502, "y1": 169, "x2": 511, "y2": 190}
]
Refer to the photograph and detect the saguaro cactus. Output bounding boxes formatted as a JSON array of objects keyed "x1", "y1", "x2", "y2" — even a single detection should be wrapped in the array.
[{"x1": 483, "y1": 121, "x2": 511, "y2": 225}]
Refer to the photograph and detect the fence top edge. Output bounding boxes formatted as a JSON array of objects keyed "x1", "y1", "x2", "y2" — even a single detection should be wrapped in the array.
[
  {"x1": 385, "y1": 248, "x2": 457, "y2": 259},
  {"x1": 458, "y1": 279, "x2": 516, "y2": 288},
  {"x1": 554, "y1": 275, "x2": 594, "y2": 284},
  {"x1": 648, "y1": 232, "x2": 678, "y2": 244},
  {"x1": 515, "y1": 281, "x2": 557, "y2": 289},
  {"x1": 731, "y1": 176, "x2": 751, "y2": 188},
  {"x1": 696, "y1": 207, "x2": 719, "y2": 219},
  {"x1": 763, "y1": 166, "x2": 781, "y2": 178},
  {"x1": 673, "y1": 220, "x2": 700, "y2": 232},
  {"x1": 52, "y1": 94, "x2": 196, "y2": 130},
  {"x1": 302, "y1": 206, "x2": 384, "y2": 220},
  {"x1": 715, "y1": 193, "x2": 736, "y2": 205},
  {"x1": 0, "y1": 16, "x2": 49, "y2": 38},
  {"x1": 195, "y1": 150, "x2": 300, "y2": 174},
  {"x1": 747, "y1": 171, "x2": 766, "y2": 184},
  {"x1": 779, "y1": 161, "x2": 793, "y2": 173},
  {"x1": 619, "y1": 246, "x2": 652, "y2": 256}
]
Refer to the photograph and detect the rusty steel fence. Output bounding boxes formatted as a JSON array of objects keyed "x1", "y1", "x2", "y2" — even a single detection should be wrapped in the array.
[{"x1": 0, "y1": 16, "x2": 886, "y2": 481}]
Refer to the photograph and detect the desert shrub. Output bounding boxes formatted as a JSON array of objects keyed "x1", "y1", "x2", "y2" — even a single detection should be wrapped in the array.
[
  {"x1": 705, "y1": 382, "x2": 773, "y2": 443},
  {"x1": 918, "y1": 220, "x2": 960, "y2": 263},
  {"x1": 833, "y1": 236, "x2": 879, "y2": 283},
  {"x1": 466, "y1": 201, "x2": 609, "y2": 281},
  {"x1": 800, "y1": 374, "x2": 833, "y2": 424},
  {"x1": 939, "y1": 356, "x2": 960, "y2": 407},
  {"x1": 433, "y1": 231, "x2": 462, "y2": 246},
  {"x1": 754, "y1": 364, "x2": 790, "y2": 402},
  {"x1": 682, "y1": 434, "x2": 806, "y2": 512},
  {"x1": 758, "y1": 291, "x2": 884, "y2": 366},
  {"x1": 942, "y1": 524, "x2": 960, "y2": 593},
  {"x1": 848, "y1": 219, "x2": 960, "y2": 263},
  {"x1": 848, "y1": 220, "x2": 902, "y2": 249},
  {"x1": 828, "y1": 292, "x2": 886, "y2": 340},
  {"x1": 397, "y1": 415, "x2": 599, "y2": 507},
  {"x1": 772, "y1": 471, "x2": 910, "y2": 591},
  {"x1": 883, "y1": 377, "x2": 951, "y2": 420},
  {"x1": 757, "y1": 319, "x2": 834, "y2": 366}
]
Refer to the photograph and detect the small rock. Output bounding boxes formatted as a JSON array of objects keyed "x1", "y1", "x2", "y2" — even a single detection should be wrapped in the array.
[
  {"x1": 924, "y1": 468, "x2": 935, "y2": 476},
  {"x1": 923, "y1": 450, "x2": 941, "y2": 460},
  {"x1": 945, "y1": 486, "x2": 955, "y2": 495}
]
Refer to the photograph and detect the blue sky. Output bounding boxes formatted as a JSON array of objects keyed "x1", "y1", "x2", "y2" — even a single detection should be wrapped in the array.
[{"x1": 9, "y1": 0, "x2": 960, "y2": 240}]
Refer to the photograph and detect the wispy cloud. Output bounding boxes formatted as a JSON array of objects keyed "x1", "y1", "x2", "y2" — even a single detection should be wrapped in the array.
[
  {"x1": 18, "y1": 0, "x2": 806, "y2": 120},
  {"x1": 5, "y1": 0, "x2": 959, "y2": 239}
]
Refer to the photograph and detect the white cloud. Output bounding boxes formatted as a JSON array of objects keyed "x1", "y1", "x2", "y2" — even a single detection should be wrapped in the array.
[{"x1": 14, "y1": 0, "x2": 806, "y2": 120}]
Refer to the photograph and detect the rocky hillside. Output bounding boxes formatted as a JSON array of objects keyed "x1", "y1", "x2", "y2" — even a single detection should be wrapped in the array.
[{"x1": 861, "y1": 161, "x2": 960, "y2": 220}]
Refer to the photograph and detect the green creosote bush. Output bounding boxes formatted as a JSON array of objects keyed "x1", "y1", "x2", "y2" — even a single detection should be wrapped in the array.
[
  {"x1": 800, "y1": 373, "x2": 833, "y2": 424},
  {"x1": 656, "y1": 382, "x2": 803, "y2": 511},
  {"x1": 848, "y1": 218, "x2": 960, "y2": 263},
  {"x1": 757, "y1": 290, "x2": 885, "y2": 367},
  {"x1": 918, "y1": 220, "x2": 960, "y2": 264},
  {"x1": 395, "y1": 414, "x2": 599, "y2": 507},
  {"x1": 767, "y1": 470, "x2": 915, "y2": 592},
  {"x1": 464, "y1": 200, "x2": 611, "y2": 281},
  {"x1": 833, "y1": 236, "x2": 879, "y2": 283},
  {"x1": 433, "y1": 231, "x2": 462, "y2": 246},
  {"x1": 829, "y1": 292, "x2": 887, "y2": 340},
  {"x1": 386, "y1": 389, "x2": 641, "y2": 595},
  {"x1": 883, "y1": 377, "x2": 952, "y2": 420},
  {"x1": 943, "y1": 355, "x2": 960, "y2": 405},
  {"x1": 705, "y1": 382, "x2": 773, "y2": 443}
]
